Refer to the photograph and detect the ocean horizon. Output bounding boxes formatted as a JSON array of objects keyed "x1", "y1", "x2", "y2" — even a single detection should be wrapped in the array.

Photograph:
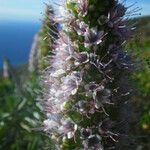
[{"x1": 0, "y1": 20, "x2": 41, "y2": 68}]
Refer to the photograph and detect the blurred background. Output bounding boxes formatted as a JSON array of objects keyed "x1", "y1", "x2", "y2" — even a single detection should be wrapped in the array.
[{"x1": 0, "y1": 0, "x2": 149, "y2": 150}]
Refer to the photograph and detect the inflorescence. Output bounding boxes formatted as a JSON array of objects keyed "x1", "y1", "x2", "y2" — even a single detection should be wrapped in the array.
[{"x1": 42, "y1": 0, "x2": 137, "y2": 149}]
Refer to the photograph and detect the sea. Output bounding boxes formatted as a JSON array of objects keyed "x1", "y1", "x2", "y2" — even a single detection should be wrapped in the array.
[{"x1": 0, "y1": 21, "x2": 41, "y2": 68}]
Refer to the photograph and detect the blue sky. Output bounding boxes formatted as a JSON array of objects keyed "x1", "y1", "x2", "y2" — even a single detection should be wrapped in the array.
[
  {"x1": 0, "y1": 0, "x2": 149, "y2": 23},
  {"x1": 0, "y1": 0, "x2": 49, "y2": 22}
]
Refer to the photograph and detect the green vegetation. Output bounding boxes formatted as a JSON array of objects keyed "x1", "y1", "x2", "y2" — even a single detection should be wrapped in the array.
[
  {"x1": 0, "y1": 62, "x2": 51, "y2": 150},
  {"x1": 128, "y1": 16, "x2": 150, "y2": 149},
  {"x1": 129, "y1": 16, "x2": 150, "y2": 96}
]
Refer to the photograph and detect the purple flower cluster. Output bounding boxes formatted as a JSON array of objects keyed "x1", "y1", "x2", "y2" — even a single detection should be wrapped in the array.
[{"x1": 42, "y1": 0, "x2": 135, "y2": 149}]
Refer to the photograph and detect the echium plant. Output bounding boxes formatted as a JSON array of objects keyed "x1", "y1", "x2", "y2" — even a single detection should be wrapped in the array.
[
  {"x1": 39, "y1": 5, "x2": 58, "y2": 70},
  {"x1": 42, "y1": 0, "x2": 137, "y2": 149}
]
